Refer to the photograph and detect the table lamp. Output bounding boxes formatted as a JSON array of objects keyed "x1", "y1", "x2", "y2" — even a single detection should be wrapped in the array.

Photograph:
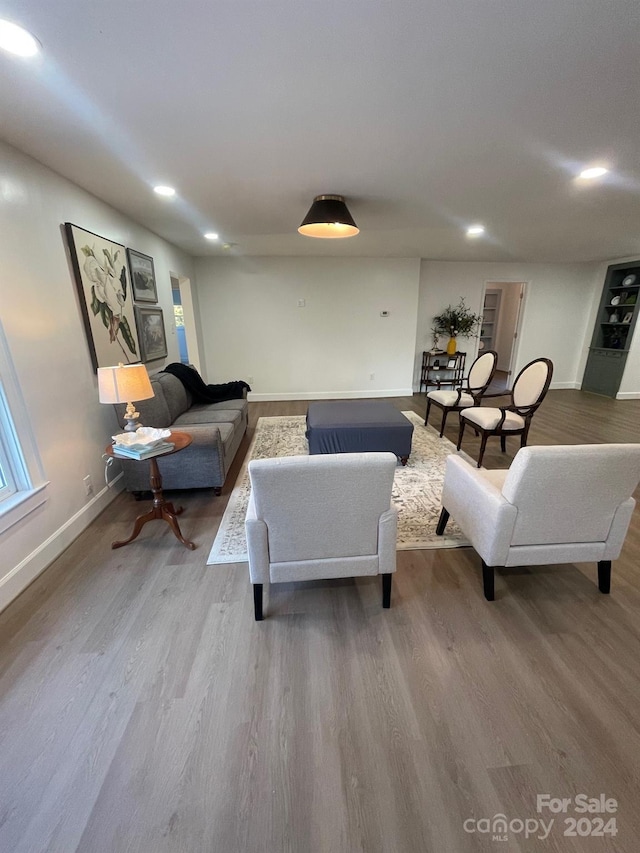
[{"x1": 98, "y1": 363, "x2": 154, "y2": 431}]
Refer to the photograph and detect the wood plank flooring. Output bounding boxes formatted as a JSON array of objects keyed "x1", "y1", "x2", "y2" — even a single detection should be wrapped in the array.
[{"x1": 1, "y1": 389, "x2": 639, "y2": 852}]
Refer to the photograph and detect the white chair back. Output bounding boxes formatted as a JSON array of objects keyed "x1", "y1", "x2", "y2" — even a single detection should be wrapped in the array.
[
  {"x1": 502, "y1": 444, "x2": 640, "y2": 546},
  {"x1": 248, "y1": 452, "x2": 396, "y2": 563},
  {"x1": 467, "y1": 350, "x2": 497, "y2": 391},
  {"x1": 512, "y1": 359, "x2": 551, "y2": 408}
]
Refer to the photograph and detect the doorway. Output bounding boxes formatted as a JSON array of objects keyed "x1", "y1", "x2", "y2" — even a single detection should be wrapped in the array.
[
  {"x1": 482, "y1": 281, "x2": 526, "y2": 387},
  {"x1": 170, "y1": 275, "x2": 201, "y2": 373}
]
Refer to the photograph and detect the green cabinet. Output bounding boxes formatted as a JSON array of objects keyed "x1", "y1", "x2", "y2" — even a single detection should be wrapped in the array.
[{"x1": 582, "y1": 261, "x2": 640, "y2": 397}]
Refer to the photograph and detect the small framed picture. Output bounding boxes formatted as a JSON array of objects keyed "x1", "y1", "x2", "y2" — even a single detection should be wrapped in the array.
[
  {"x1": 135, "y1": 306, "x2": 167, "y2": 362},
  {"x1": 127, "y1": 248, "x2": 158, "y2": 303},
  {"x1": 622, "y1": 312, "x2": 633, "y2": 324},
  {"x1": 446, "y1": 357, "x2": 458, "y2": 369}
]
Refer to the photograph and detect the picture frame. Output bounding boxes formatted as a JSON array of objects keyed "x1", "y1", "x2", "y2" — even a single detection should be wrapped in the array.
[
  {"x1": 135, "y1": 306, "x2": 167, "y2": 363},
  {"x1": 64, "y1": 223, "x2": 140, "y2": 371},
  {"x1": 127, "y1": 248, "x2": 158, "y2": 303},
  {"x1": 446, "y1": 357, "x2": 458, "y2": 369},
  {"x1": 622, "y1": 312, "x2": 633, "y2": 324}
]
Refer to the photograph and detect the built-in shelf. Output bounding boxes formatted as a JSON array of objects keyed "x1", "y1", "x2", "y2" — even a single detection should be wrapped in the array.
[
  {"x1": 481, "y1": 289, "x2": 501, "y2": 352},
  {"x1": 582, "y1": 261, "x2": 640, "y2": 396}
]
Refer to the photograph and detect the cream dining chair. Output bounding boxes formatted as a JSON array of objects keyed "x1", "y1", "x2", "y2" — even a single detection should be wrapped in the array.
[
  {"x1": 457, "y1": 357, "x2": 553, "y2": 467},
  {"x1": 425, "y1": 349, "x2": 498, "y2": 437}
]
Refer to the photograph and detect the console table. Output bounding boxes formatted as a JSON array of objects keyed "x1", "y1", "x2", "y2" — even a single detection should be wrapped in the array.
[{"x1": 420, "y1": 351, "x2": 466, "y2": 393}]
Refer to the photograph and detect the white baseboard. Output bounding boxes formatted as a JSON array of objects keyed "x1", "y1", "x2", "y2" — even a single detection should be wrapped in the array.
[
  {"x1": 550, "y1": 381, "x2": 581, "y2": 390},
  {"x1": 247, "y1": 388, "x2": 414, "y2": 402},
  {"x1": 413, "y1": 381, "x2": 582, "y2": 393},
  {"x1": 0, "y1": 475, "x2": 124, "y2": 614},
  {"x1": 616, "y1": 391, "x2": 640, "y2": 400}
]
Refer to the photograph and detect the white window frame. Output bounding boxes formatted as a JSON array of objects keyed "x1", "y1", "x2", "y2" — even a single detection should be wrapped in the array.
[
  {"x1": 0, "y1": 321, "x2": 48, "y2": 535},
  {"x1": 0, "y1": 386, "x2": 20, "y2": 501}
]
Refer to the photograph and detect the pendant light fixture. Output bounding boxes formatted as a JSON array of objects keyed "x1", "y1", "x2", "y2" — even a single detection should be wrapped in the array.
[{"x1": 298, "y1": 194, "x2": 359, "y2": 239}]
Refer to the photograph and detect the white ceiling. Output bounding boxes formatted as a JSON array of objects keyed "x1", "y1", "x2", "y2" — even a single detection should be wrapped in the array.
[{"x1": 1, "y1": 0, "x2": 639, "y2": 262}]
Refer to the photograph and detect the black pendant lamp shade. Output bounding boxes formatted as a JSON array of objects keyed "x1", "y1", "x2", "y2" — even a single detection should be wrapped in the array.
[{"x1": 298, "y1": 194, "x2": 359, "y2": 239}]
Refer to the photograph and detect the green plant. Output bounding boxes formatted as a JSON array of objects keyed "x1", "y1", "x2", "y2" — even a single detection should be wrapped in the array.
[{"x1": 432, "y1": 297, "x2": 482, "y2": 339}]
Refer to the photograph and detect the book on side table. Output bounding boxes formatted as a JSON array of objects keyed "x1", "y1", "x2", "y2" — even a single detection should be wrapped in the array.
[{"x1": 112, "y1": 441, "x2": 175, "y2": 460}]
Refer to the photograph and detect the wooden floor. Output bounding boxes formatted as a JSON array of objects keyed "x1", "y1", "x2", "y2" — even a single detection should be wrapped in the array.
[{"x1": 1, "y1": 389, "x2": 640, "y2": 852}]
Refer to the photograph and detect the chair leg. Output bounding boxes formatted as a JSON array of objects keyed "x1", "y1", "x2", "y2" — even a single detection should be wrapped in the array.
[
  {"x1": 436, "y1": 507, "x2": 450, "y2": 535},
  {"x1": 598, "y1": 561, "x2": 611, "y2": 594},
  {"x1": 439, "y1": 408, "x2": 448, "y2": 437},
  {"x1": 425, "y1": 398, "x2": 432, "y2": 426},
  {"x1": 477, "y1": 432, "x2": 489, "y2": 468},
  {"x1": 253, "y1": 584, "x2": 264, "y2": 620},
  {"x1": 382, "y1": 573, "x2": 392, "y2": 608},
  {"x1": 481, "y1": 561, "x2": 495, "y2": 601},
  {"x1": 500, "y1": 434, "x2": 507, "y2": 453},
  {"x1": 457, "y1": 418, "x2": 466, "y2": 450}
]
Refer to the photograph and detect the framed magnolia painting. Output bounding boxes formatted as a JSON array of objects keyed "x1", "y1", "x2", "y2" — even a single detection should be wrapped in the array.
[{"x1": 65, "y1": 223, "x2": 140, "y2": 371}]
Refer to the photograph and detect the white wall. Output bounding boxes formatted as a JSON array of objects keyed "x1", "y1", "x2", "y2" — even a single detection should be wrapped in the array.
[
  {"x1": 0, "y1": 141, "x2": 196, "y2": 611},
  {"x1": 195, "y1": 256, "x2": 420, "y2": 399},
  {"x1": 415, "y1": 261, "x2": 600, "y2": 390}
]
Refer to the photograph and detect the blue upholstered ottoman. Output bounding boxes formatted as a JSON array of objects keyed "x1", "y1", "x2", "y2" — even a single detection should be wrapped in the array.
[{"x1": 306, "y1": 400, "x2": 413, "y2": 465}]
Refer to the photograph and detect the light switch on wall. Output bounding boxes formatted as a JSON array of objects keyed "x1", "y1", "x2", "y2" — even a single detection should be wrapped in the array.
[{"x1": 298, "y1": 299, "x2": 306, "y2": 308}]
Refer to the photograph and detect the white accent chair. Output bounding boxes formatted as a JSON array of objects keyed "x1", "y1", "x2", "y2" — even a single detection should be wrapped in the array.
[
  {"x1": 425, "y1": 350, "x2": 498, "y2": 437},
  {"x1": 436, "y1": 444, "x2": 640, "y2": 600},
  {"x1": 245, "y1": 452, "x2": 398, "y2": 620},
  {"x1": 457, "y1": 357, "x2": 553, "y2": 467}
]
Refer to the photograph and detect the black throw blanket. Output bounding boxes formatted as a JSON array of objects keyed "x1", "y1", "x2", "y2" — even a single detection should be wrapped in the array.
[{"x1": 162, "y1": 363, "x2": 251, "y2": 404}]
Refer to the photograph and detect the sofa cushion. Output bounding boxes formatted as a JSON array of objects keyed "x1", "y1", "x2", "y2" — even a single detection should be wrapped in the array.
[
  {"x1": 204, "y1": 399, "x2": 248, "y2": 413},
  {"x1": 156, "y1": 372, "x2": 191, "y2": 422},
  {"x1": 174, "y1": 408, "x2": 241, "y2": 427}
]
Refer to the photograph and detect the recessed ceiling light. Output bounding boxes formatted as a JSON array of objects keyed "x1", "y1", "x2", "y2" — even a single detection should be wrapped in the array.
[
  {"x1": 153, "y1": 185, "x2": 176, "y2": 197},
  {"x1": 204, "y1": 232, "x2": 219, "y2": 240},
  {"x1": 579, "y1": 167, "x2": 608, "y2": 180},
  {"x1": 466, "y1": 224, "x2": 485, "y2": 237},
  {"x1": 0, "y1": 19, "x2": 40, "y2": 56}
]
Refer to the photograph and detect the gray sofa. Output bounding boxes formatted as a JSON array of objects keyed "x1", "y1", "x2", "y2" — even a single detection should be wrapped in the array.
[{"x1": 113, "y1": 371, "x2": 248, "y2": 494}]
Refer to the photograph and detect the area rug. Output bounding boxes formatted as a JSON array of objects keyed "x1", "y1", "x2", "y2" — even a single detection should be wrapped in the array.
[{"x1": 207, "y1": 411, "x2": 470, "y2": 564}]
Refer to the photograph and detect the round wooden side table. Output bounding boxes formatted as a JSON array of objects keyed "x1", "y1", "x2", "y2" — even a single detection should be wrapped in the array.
[{"x1": 105, "y1": 430, "x2": 196, "y2": 550}]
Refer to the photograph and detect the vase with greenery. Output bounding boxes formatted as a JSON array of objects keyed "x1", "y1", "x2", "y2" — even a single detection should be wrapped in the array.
[{"x1": 432, "y1": 298, "x2": 483, "y2": 355}]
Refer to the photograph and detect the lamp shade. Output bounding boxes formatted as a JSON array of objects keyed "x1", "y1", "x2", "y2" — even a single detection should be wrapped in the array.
[
  {"x1": 298, "y1": 194, "x2": 359, "y2": 239},
  {"x1": 97, "y1": 363, "x2": 154, "y2": 404}
]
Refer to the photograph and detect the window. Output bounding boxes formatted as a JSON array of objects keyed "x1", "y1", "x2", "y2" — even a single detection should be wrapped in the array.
[
  {"x1": 0, "y1": 321, "x2": 48, "y2": 534},
  {"x1": 0, "y1": 456, "x2": 10, "y2": 494},
  {"x1": 0, "y1": 412, "x2": 18, "y2": 501},
  {"x1": 0, "y1": 379, "x2": 27, "y2": 503}
]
